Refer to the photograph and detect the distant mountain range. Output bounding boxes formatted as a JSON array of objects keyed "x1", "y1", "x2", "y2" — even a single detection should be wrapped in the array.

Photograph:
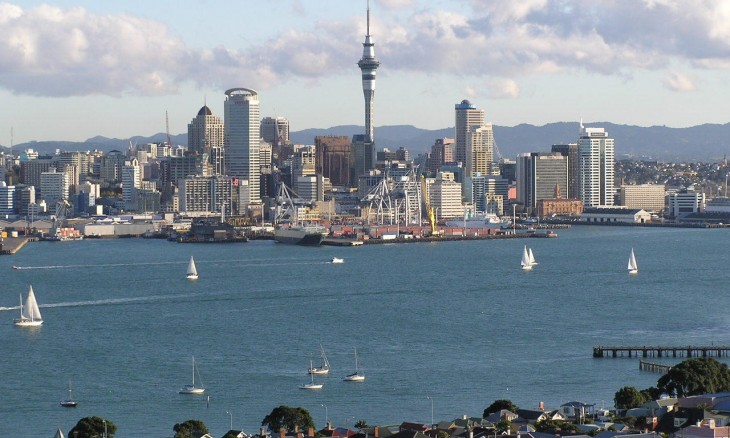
[{"x1": 4, "y1": 122, "x2": 730, "y2": 161}]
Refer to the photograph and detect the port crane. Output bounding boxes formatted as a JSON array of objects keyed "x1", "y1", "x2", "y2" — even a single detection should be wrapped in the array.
[{"x1": 420, "y1": 176, "x2": 439, "y2": 236}]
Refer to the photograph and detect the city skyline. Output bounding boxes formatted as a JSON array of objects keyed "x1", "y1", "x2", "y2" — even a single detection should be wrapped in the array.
[{"x1": 3, "y1": 1, "x2": 730, "y2": 145}]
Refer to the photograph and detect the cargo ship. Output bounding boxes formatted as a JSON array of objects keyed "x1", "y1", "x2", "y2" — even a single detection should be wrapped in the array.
[{"x1": 274, "y1": 225, "x2": 328, "y2": 246}]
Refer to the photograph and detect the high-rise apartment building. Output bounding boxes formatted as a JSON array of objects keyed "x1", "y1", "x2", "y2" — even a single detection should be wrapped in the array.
[
  {"x1": 260, "y1": 116, "x2": 289, "y2": 148},
  {"x1": 187, "y1": 105, "x2": 225, "y2": 162},
  {"x1": 516, "y1": 152, "x2": 568, "y2": 213},
  {"x1": 578, "y1": 123, "x2": 615, "y2": 207},
  {"x1": 20, "y1": 158, "x2": 54, "y2": 194},
  {"x1": 179, "y1": 175, "x2": 233, "y2": 216},
  {"x1": 429, "y1": 172, "x2": 463, "y2": 219},
  {"x1": 40, "y1": 168, "x2": 70, "y2": 205},
  {"x1": 224, "y1": 88, "x2": 261, "y2": 207},
  {"x1": 551, "y1": 143, "x2": 579, "y2": 199},
  {"x1": 429, "y1": 138, "x2": 454, "y2": 173},
  {"x1": 454, "y1": 100, "x2": 484, "y2": 166},
  {"x1": 122, "y1": 159, "x2": 141, "y2": 211},
  {"x1": 467, "y1": 124, "x2": 494, "y2": 177},
  {"x1": 0, "y1": 182, "x2": 15, "y2": 216},
  {"x1": 315, "y1": 136, "x2": 351, "y2": 187}
]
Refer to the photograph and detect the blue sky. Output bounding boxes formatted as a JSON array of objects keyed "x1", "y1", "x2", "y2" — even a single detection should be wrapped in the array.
[{"x1": 2, "y1": 0, "x2": 730, "y2": 144}]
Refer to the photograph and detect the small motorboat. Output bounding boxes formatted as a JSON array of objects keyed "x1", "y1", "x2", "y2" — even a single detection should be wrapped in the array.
[{"x1": 330, "y1": 257, "x2": 344, "y2": 264}]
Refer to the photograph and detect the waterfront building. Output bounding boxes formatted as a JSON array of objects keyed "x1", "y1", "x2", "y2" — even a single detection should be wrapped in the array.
[
  {"x1": 0, "y1": 182, "x2": 15, "y2": 216},
  {"x1": 225, "y1": 88, "x2": 261, "y2": 208},
  {"x1": 294, "y1": 175, "x2": 324, "y2": 202},
  {"x1": 260, "y1": 116, "x2": 289, "y2": 148},
  {"x1": 578, "y1": 123, "x2": 615, "y2": 207},
  {"x1": 430, "y1": 172, "x2": 464, "y2": 219},
  {"x1": 581, "y1": 207, "x2": 650, "y2": 223},
  {"x1": 667, "y1": 189, "x2": 705, "y2": 218},
  {"x1": 315, "y1": 136, "x2": 351, "y2": 187},
  {"x1": 40, "y1": 168, "x2": 70, "y2": 205},
  {"x1": 187, "y1": 105, "x2": 225, "y2": 162},
  {"x1": 179, "y1": 175, "x2": 233, "y2": 216},
  {"x1": 619, "y1": 184, "x2": 666, "y2": 213},
  {"x1": 537, "y1": 197, "x2": 583, "y2": 218},
  {"x1": 551, "y1": 143, "x2": 579, "y2": 199},
  {"x1": 455, "y1": 100, "x2": 484, "y2": 166},
  {"x1": 516, "y1": 152, "x2": 568, "y2": 215},
  {"x1": 468, "y1": 173, "x2": 509, "y2": 215}
]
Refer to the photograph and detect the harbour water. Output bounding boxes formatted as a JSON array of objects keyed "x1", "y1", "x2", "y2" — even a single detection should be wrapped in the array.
[{"x1": 2, "y1": 226, "x2": 729, "y2": 437}]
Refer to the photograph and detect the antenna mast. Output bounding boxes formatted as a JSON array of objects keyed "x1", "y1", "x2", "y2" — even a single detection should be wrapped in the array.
[
  {"x1": 367, "y1": 0, "x2": 370, "y2": 35},
  {"x1": 166, "y1": 111, "x2": 172, "y2": 148}
]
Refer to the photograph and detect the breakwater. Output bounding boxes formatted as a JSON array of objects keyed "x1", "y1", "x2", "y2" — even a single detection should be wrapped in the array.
[{"x1": 593, "y1": 345, "x2": 730, "y2": 358}]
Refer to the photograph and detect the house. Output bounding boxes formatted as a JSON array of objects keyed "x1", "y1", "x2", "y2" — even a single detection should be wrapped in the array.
[
  {"x1": 485, "y1": 410, "x2": 519, "y2": 424},
  {"x1": 560, "y1": 401, "x2": 596, "y2": 419},
  {"x1": 678, "y1": 419, "x2": 730, "y2": 438},
  {"x1": 223, "y1": 431, "x2": 248, "y2": 438},
  {"x1": 514, "y1": 409, "x2": 566, "y2": 425}
]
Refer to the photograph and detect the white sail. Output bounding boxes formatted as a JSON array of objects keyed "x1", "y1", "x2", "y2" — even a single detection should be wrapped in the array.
[
  {"x1": 521, "y1": 246, "x2": 532, "y2": 270},
  {"x1": 186, "y1": 256, "x2": 198, "y2": 280},
  {"x1": 628, "y1": 248, "x2": 638, "y2": 274},
  {"x1": 528, "y1": 248, "x2": 537, "y2": 266},
  {"x1": 26, "y1": 286, "x2": 42, "y2": 321},
  {"x1": 180, "y1": 356, "x2": 205, "y2": 394}
]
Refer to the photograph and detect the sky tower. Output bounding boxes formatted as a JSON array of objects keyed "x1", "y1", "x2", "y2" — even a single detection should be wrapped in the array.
[{"x1": 358, "y1": 0, "x2": 380, "y2": 144}]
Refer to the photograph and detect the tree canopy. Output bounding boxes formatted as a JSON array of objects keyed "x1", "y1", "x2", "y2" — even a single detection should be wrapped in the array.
[
  {"x1": 534, "y1": 419, "x2": 578, "y2": 433},
  {"x1": 483, "y1": 399, "x2": 519, "y2": 417},
  {"x1": 614, "y1": 386, "x2": 650, "y2": 410},
  {"x1": 657, "y1": 357, "x2": 730, "y2": 397},
  {"x1": 173, "y1": 419, "x2": 209, "y2": 438},
  {"x1": 69, "y1": 416, "x2": 117, "y2": 438},
  {"x1": 262, "y1": 406, "x2": 315, "y2": 432}
]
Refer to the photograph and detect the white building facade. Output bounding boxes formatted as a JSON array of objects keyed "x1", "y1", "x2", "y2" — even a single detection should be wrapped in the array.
[
  {"x1": 224, "y1": 88, "x2": 261, "y2": 209},
  {"x1": 578, "y1": 124, "x2": 615, "y2": 207}
]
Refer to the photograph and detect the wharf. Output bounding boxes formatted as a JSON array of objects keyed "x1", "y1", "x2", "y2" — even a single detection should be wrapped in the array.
[
  {"x1": 593, "y1": 345, "x2": 730, "y2": 358},
  {"x1": 0, "y1": 237, "x2": 35, "y2": 255}
]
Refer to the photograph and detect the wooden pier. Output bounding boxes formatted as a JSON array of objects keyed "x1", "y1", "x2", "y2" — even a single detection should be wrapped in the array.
[
  {"x1": 593, "y1": 345, "x2": 730, "y2": 358},
  {"x1": 639, "y1": 360, "x2": 672, "y2": 374}
]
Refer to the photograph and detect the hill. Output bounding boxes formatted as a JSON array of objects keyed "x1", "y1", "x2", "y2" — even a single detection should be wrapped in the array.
[{"x1": 4, "y1": 123, "x2": 730, "y2": 161}]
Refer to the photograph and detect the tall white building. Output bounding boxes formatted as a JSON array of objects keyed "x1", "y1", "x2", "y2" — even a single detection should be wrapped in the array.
[
  {"x1": 430, "y1": 172, "x2": 464, "y2": 219},
  {"x1": 578, "y1": 123, "x2": 615, "y2": 207},
  {"x1": 455, "y1": 100, "x2": 484, "y2": 166},
  {"x1": 122, "y1": 159, "x2": 141, "y2": 211},
  {"x1": 225, "y1": 88, "x2": 261, "y2": 208},
  {"x1": 0, "y1": 182, "x2": 15, "y2": 216},
  {"x1": 40, "y1": 168, "x2": 70, "y2": 205},
  {"x1": 466, "y1": 124, "x2": 494, "y2": 177}
]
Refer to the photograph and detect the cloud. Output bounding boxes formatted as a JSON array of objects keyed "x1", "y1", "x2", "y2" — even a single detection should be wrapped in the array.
[
  {"x1": 2, "y1": 2, "x2": 730, "y2": 98},
  {"x1": 663, "y1": 72, "x2": 697, "y2": 92}
]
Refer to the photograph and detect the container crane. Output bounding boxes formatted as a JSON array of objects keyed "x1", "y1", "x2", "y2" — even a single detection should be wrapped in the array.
[{"x1": 420, "y1": 176, "x2": 439, "y2": 236}]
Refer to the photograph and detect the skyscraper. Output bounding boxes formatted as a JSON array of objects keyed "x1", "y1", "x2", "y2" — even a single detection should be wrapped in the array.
[
  {"x1": 578, "y1": 123, "x2": 615, "y2": 207},
  {"x1": 454, "y1": 100, "x2": 484, "y2": 166},
  {"x1": 224, "y1": 88, "x2": 261, "y2": 207},
  {"x1": 516, "y1": 152, "x2": 568, "y2": 214},
  {"x1": 188, "y1": 105, "x2": 224, "y2": 163},
  {"x1": 551, "y1": 143, "x2": 579, "y2": 199},
  {"x1": 260, "y1": 116, "x2": 289, "y2": 148}
]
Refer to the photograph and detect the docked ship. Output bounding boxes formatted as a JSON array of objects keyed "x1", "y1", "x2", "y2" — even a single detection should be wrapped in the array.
[
  {"x1": 446, "y1": 212, "x2": 511, "y2": 229},
  {"x1": 274, "y1": 225, "x2": 328, "y2": 246}
]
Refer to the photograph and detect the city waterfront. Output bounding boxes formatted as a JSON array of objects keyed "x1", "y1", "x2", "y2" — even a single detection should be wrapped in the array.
[{"x1": 2, "y1": 226, "x2": 729, "y2": 437}]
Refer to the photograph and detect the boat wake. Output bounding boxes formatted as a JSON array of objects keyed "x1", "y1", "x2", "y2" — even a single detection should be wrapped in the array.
[
  {"x1": 11, "y1": 257, "x2": 315, "y2": 270},
  {"x1": 0, "y1": 293, "x2": 200, "y2": 311}
]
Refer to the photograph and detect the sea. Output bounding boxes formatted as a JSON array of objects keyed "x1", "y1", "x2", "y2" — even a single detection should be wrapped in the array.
[{"x1": 2, "y1": 226, "x2": 729, "y2": 437}]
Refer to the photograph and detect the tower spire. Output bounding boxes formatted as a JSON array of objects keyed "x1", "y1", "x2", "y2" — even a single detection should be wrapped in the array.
[{"x1": 367, "y1": 0, "x2": 371, "y2": 36}]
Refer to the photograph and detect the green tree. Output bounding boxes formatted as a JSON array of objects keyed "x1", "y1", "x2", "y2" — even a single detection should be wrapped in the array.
[
  {"x1": 534, "y1": 419, "x2": 578, "y2": 433},
  {"x1": 355, "y1": 420, "x2": 368, "y2": 429},
  {"x1": 495, "y1": 419, "x2": 511, "y2": 434},
  {"x1": 483, "y1": 399, "x2": 519, "y2": 417},
  {"x1": 262, "y1": 406, "x2": 315, "y2": 432},
  {"x1": 657, "y1": 357, "x2": 730, "y2": 397},
  {"x1": 614, "y1": 386, "x2": 650, "y2": 410},
  {"x1": 173, "y1": 419, "x2": 209, "y2": 438},
  {"x1": 69, "y1": 416, "x2": 117, "y2": 438}
]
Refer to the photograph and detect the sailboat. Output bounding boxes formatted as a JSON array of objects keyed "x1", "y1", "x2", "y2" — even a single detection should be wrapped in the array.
[
  {"x1": 343, "y1": 348, "x2": 365, "y2": 382},
  {"x1": 528, "y1": 247, "x2": 538, "y2": 266},
  {"x1": 179, "y1": 356, "x2": 205, "y2": 394},
  {"x1": 14, "y1": 285, "x2": 43, "y2": 327},
  {"x1": 300, "y1": 360, "x2": 324, "y2": 390},
  {"x1": 186, "y1": 256, "x2": 198, "y2": 280},
  {"x1": 628, "y1": 248, "x2": 638, "y2": 275},
  {"x1": 520, "y1": 246, "x2": 532, "y2": 271},
  {"x1": 308, "y1": 344, "x2": 331, "y2": 375},
  {"x1": 60, "y1": 380, "x2": 78, "y2": 407}
]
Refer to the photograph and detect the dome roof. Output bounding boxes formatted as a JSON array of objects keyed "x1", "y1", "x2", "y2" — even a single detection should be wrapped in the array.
[
  {"x1": 461, "y1": 99, "x2": 471, "y2": 105},
  {"x1": 197, "y1": 105, "x2": 212, "y2": 116}
]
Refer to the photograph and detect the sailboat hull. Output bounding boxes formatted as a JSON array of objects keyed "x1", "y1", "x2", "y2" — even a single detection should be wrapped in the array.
[
  {"x1": 308, "y1": 367, "x2": 329, "y2": 375},
  {"x1": 179, "y1": 386, "x2": 205, "y2": 394},
  {"x1": 60, "y1": 401, "x2": 78, "y2": 408},
  {"x1": 343, "y1": 373, "x2": 365, "y2": 382},
  {"x1": 186, "y1": 274, "x2": 199, "y2": 280},
  {"x1": 14, "y1": 319, "x2": 43, "y2": 327}
]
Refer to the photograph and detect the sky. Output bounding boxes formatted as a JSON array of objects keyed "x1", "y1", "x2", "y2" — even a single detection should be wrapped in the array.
[{"x1": 2, "y1": 0, "x2": 730, "y2": 145}]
